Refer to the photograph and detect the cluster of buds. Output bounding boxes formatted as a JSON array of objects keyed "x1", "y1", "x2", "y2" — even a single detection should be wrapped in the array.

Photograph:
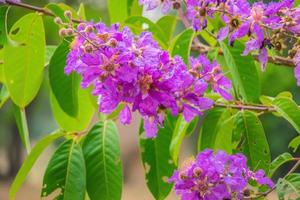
[{"x1": 54, "y1": 11, "x2": 75, "y2": 37}]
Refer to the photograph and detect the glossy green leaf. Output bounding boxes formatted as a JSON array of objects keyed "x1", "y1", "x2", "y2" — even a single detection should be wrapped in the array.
[
  {"x1": 272, "y1": 97, "x2": 300, "y2": 133},
  {"x1": 9, "y1": 130, "x2": 65, "y2": 200},
  {"x1": 219, "y1": 41, "x2": 260, "y2": 102},
  {"x1": 42, "y1": 139, "x2": 86, "y2": 200},
  {"x1": 82, "y1": 121, "x2": 123, "y2": 200},
  {"x1": 108, "y1": 0, "x2": 128, "y2": 23},
  {"x1": 156, "y1": 15, "x2": 177, "y2": 44},
  {"x1": 0, "y1": 84, "x2": 9, "y2": 107},
  {"x1": 198, "y1": 108, "x2": 232, "y2": 151},
  {"x1": 277, "y1": 173, "x2": 300, "y2": 200},
  {"x1": 49, "y1": 40, "x2": 80, "y2": 117},
  {"x1": 3, "y1": 13, "x2": 45, "y2": 107},
  {"x1": 139, "y1": 117, "x2": 176, "y2": 200},
  {"x1": 13, "y1": 104, "x2": 31, "y2": 153},
  {"x1": 289, "y1": 135, "x2": 300, "y2": 153},
  {"x1": 214, "y1": 116, "x2": 234, "y2": 153},
  {"x1": 268, "y1": 152, "x2": 293, "y2": 177},
  {"x1": 50, "y1": 88, "x2": 94, "y2": 132},
  {"x1": 235, "y1": 111, "x2": 270, "y2": 172},
  {"x1": 125, "y1": 16, "x2": 168, "y2": 48},
  {"x1": 127, "y1": 0, "x2": 143, "y2": 16},
  {"x1": 169, "y1": 29, "x2": 194, "y2": 65},
  {"x1": 170, "y1": 115, "x2": 189, "y2": 165}
]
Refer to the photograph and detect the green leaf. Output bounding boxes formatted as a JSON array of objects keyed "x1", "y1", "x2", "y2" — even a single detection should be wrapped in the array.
[
  {"x1": 156, "y1": 16, "x2": 177, "y2": 44},
  {"x1": 42, "y1": 139, "x2": 86, "y2": 200},
  {"x1": 214, "y1": 116, "x2": 234, "y2": 153},
  {"x1": 0, "y1": 6, "x2": 8, "y2": 83},
  {"x1": 219, "y1": 41, "x2": 260, "y2": 102},
  {"x1": 9, "y1": 130, "x2": 65, "y2": 200},
  {"x1": 139, "y1": 117, "x2": 176, "y2": 200},
  {"x1": 277, "y1": 173, "x2": 300, "y2": 200},
  {"x1": 185, "y1": 116, "x2": 199, "y2": 136},
  {"x1": 268, "y1": 152, "x2": 294, "y2": 177},
  {"x1": 46, "y1": 3, "x2": 78, "y2": 22},
  {"x1": 125, "y1": 16, "x2": 168, "y2": 48},
  {"x1": 170, "y1": 114, "x2": 189, "y2": 165},
  {"x1": 127, "y1": 0, "x2": 143, "y2": 16},
  {"x1": 3, "y1": 13, "x2": 45, "y2": 107},
  {"x1": 77, "y1": 3, "x2": 86, "y2": 20},
  {"x1": 108, "y1": 0, "x2": 128, "y2": 23},
  {"x1": 0, "y1": 84, "x2": 9, "y2": 107},
  {"x1": 49, "y1": 40, "x2": 80, "y2": 117},
  {"x1": 198, "y1": 108, "x2": 232, "y2": 152},
  {"x1": 272, "y1": 97, "x2": 300, "y2": 133},
  {"x1": 50, "y1": 88, "x2": 94, "y2": 132},
  {"x1": 169, "y1": 29, "x2": 194, "y2": 65},
  {"x1": 82, "y1": 121, "x2": 123, "y2": 200},
  {"x1": 45, "y1": 45, "x2": 57, "y2": 65},
  {"x1": 289, "y1": 136, "x2": 300, "y2": 153},
  {"x1": 12, "y1": 104, "x2": 31, "y2": 154},
  {"x1": 236, "y1": 111, "x2": 271, "y2": 172}
]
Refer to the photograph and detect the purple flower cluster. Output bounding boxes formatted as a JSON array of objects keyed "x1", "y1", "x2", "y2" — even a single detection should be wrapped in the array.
[
  {"x1": 65, "y1": 22, "x2": 232, "y2": 137},
  {"x1": 169, "y1": 149, "x2": 273, "y2": 200}
]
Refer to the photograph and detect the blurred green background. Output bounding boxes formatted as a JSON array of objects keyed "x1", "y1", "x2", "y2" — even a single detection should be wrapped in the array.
[{"x1": 0, "y1": 0, "x2": 299, "y2": 199}]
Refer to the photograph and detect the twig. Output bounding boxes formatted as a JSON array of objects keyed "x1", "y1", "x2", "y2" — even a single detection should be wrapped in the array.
[{"x1": 214, "y1": 102, "x2": 275, "y2": 112}]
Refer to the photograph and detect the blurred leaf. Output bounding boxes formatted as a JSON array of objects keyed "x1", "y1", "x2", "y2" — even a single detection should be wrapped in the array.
[
  {"x1": 45, "y1": 45, "x2": 57, "y2": 65},
  {"x1": 49, "y1": 40, "x2": 80, "y2": 117},
  {"x1": 198, "y1": 20, "x2": 217, "y2": 47},
  {"x1": 156, "y1": 16, "x2": 177, "y2": 44},
  {"x1": 46, "y1": 3, "x2": 78, "y2": 22},
  {"x1": 3, "y1": 13, "x2": 45, "y2": 107},
  {"x1": 277, "y1": 173, "x2": 300, "y2": 200},
  {"x1": 42, "y1": 139, "x2": 86, "y2": 200},
  {"x1": 139, "y1": 117, "x2": 176, "y2": 200},
  {"x1": 185, "y1": 116, "x2": 199, "y2": 136},
  {"x1": 198, "y1": 108, "x2": 232, "y2": 151},
  {"x1": 214, "y1": 116, "x2": 234, "y2": 153},
  {"x1": 289, "y1": 136, "x2": 300, "y2": 153},
  {"x1": 77, "y1": 3, "x2": 86, "y2": 20},
  {"x1": 127, "y1": 0, "x2": 143, "y2": 16},
  {"x1": 259, "y1": 95, "x2": 273, "y2": 106},
  {"x1": 268, "y1": 152, "x2": 294, "y2": 177},
  {"x1": 276, "y1": 91, "x2": 293, "y2": 99},
  {"x1": 50, "y1": 88, "x2": 95, "y2": 132},
  {"x1": 9, "y1": 130, "x2": 65, "y2": 200},
  {"x1": 0, "y1": 84, "x2": 9, "y2": 107},
  {"x1": 13, "y1": 104, "x2": 31, "y2": 153},
  {"x1": 0, "y1": 6, "x2": 8, "y2": 83},
  {"x1": 82, "y1": 121, "x2": 123, "y2": 200},
  {"x1": 170, "y1": 114, "x2": 189, "y2": 165},
  {"x1": 272, "y1": 97, "x2": 300, "y2": 133},
  {"x1": 220, "y1": 41, "x2": 260, "y2": 102},
  {"x1": 169, "y1": 29, "x2": 194, "y2": 65},
  {"x1": 106, "y1": 103, "x2": 125, "y2": 120},
  {"x1": 236, "y1": 111, "x2": 271, "y2": 172},
  {"x1": 108, "y1": 0, "x2": 128, "y2": 23},
  {"x1": 125, "y1": 16, "x2": 168, "y2": 48}
]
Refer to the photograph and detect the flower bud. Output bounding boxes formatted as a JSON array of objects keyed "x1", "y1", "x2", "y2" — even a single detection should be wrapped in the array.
[
  {"x1": 84, "y1": 44, "x2": 93, "y2": 53},
  {"x1": 173, "y1": 2, "x2": 181, "y2": 9},
  {"x1": 192, "y1": 167, "x2": 202, "y2": 178},
  {"x1": 77, "y1": 23, "x2": 86, "y2": 30},
  {"x1": 64, "y1": 10, "x2": 72, "y2": 20},
  {"x1": 179, "y1": 171, "x2": 187, "y2": 180},
  {"x1": 59, "y1": 28, "x2": 67, "y2": 37},
  {"x1": 54, "y1": 17, "x2": 63, "y2": 25},
  {"x1": 66, "y1": 28, "x2": 74, "y2": 36},
  {"x1": 85, "y1": 25, "x2": 94, "y2": 33},
  {"x1": 108, "y1": 38, "x2": 117, "y2": 47}
]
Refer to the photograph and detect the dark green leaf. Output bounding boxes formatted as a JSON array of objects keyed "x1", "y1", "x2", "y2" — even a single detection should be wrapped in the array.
[
  {"x1": 108, "y1": 0, "x2": 128, "y2": 23},
  {"x1": 49, "y1": 40, "x2": 80, "y2": 117},
  {"x1": 9, "y1": 130, "x2": 65, "y2": 200},
  {"x1": 82, "y1": 121, "x2": 123, "y2": 200},
  {"x1": 127, "y1": 0, "x2": 143, "y2": 16},
  {"x1": 0, "y1": 6, "x2": 8, "y2": 82},
  {"x1": 156, "y1": 16, "x2": 177, "y2": 44},
  {"x1": 139, "y1": 117, "x2": 176, "y2": 200},
  {"x1": 289, "y1": 136, "x2": 300, "y2": 153},
  {"x1": 269, "y1": 152, "x2": 293, "y2": 177},
  {"x1": 235, "y1": 111, "x2": 271, "y2": 172},
  {"x1": 219, "y1": 41, "x2": 260, "y2": 102},
  {"x1": 46, "y1": 3, "x2": 78, "y2": 22},
  {"x1": 42, "y1": 139, "x2": 86, "y2": 200},
  {"x1": 0, "y1": 84, "x2": 9, "y2": 107},
  {"x1": 169, "y1": 29, "x2": 194, "y2": 65},
  {"x1": 3, "y1": 13, "x2": 45, "y2": 107},
  {"x1": 277, "y1": 173, "x2": 300, "y2": 200}
]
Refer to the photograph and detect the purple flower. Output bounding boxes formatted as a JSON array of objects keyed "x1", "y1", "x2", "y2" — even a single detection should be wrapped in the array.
[
  {"x1": 139, "y1": 0, "x2": 173, "y2": 13},
  {"x1": 169, "y1": 149, "x2": 273, "y2": 200},
  {"x1": 120, "y1": 105, "x2": 132, "y2": 125}
]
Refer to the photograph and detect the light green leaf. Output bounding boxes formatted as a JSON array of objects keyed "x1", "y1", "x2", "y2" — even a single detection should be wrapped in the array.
[
  {"x1": 272, "y1": 97, "x2": 300, "y2": 133},
  {"x1": 49, "y1": 40, "x2": 80, "y2": 117},
  {"x1": 139, "y1": 116, "x2": 176, "y2": 200},
  {"x1": 45, "y1": 45, "x2": 57, "y2": 65},
  {"x1": 219, "y1": 41, "x2": 260, "y2": 102},
  {"x1": 169, "y1": 29, "x2": 194, "y2": 65},
  {"x1": 156, "y1": 15, "x2": 177, "y2": 44},
  {"x1": 127, "y1": 0, "x2": 143, "y2": 16},
  {"x1": 235, "y1": 111, "x2": 271, "y2": 172},
  {"x1": 9, "y1": 130, "x2": 65, "y2": 200},
  {"x1": 82, "y1": 121, "x2": 123, "y2": 200},
  {"x1": 0, "y1": 6, "x2": 8, "y2": 83},
  {"x1": 46, "y1": 3, "x2": 78, "y2": 22},
  {"x1": 108, "y1": 0, "x2": 128, "y2": 23},
  {"x1": 268, "y1": 152, "x2": 294, "y2": 177},
  {"x1": 50, "y1": 88, "x2": 95, "y2": 132},
  {"x1": 12, "y1": 104, "x2": 31, "y2": 154},
  {"x1": 170, "y1": 115, "x2": 189, "y2": 165},
  {"x1": 0, "y1": 84, "x2": 9, "y2": 108},
  {"x1": 3, "y1": 13, "x2": 45, "y2": 108},
  {"x1": 77, "y1": 3, "x2": 86, "y2": 20},
  {"x1": 277, "y1": 173, "x2": 300, "y2": 200},
  {"x1": 42, "y1": 139, "x2": 86, "y2": 200},
  {"x1": 289, "y1": 136, "x2": 300, "y2": 153},
  {"x1": 106, "y1": 103, "x2": 125, "y2": 120}
]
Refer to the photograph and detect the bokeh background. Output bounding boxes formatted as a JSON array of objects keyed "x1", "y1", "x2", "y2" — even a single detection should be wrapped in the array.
[{"x1": 0, "y1": 0, "x2": 299, "y2": 199}]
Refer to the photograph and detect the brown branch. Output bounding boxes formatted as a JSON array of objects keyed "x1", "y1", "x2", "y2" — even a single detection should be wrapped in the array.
[{"x1": 213, "y1": 102, "x2": 276, "y2": 112}]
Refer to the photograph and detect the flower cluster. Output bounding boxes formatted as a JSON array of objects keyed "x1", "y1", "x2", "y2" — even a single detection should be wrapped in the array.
[
  {"x1": 139, "y1": 0, "x2": 300, "y2": 85},
  {"x1": 65, "y1": 22, "x2": 232, "y2": 137},
  {"x1": 169, "y1": 149, "x2": 273, "y2": 200}
]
